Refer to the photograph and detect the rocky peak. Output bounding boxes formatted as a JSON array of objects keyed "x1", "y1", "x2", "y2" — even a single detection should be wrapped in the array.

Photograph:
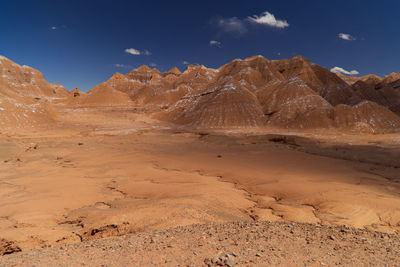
[
  {"x1": 168, "y1": 67, "x2": 182, "y2": 75},
  {"x1": 137, "y1": 65, "x2": 152, "y2": 72},
  {"x1": 110, "y1": 72, "x2": 126, "y2": 80}
]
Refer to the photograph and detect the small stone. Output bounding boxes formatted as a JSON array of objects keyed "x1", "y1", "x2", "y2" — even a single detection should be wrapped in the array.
[
  {"x1": 225, "y1": 254, "x2": 236, "y2": 267},
  {"x1": 203, "y1": 258, "x2": 212, "y2": 267}
]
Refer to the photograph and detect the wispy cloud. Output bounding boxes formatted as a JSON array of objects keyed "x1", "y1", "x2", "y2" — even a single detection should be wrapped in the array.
[
  {"x1": 217, "y1": 17, "x2": 247, "y2": 36},
  {"x1": 125, "y1": 48, "x2": 152, "y2": 56},
  {"x1": 115, "y1": 64, "x2": 133, "y2": 68},
  {"x1": 248, "y1": 11, "x2": 289, "y2": 29},
  {"x1": 143, "y1": 50, "x2": 152, "y2": 56},
  {"x1": 51, "y1": 26, "x2": 57, "y2": 30},
  {"x1": 150, "y1": 63, "x2": 157, "y2": 67},
  {"x1": 213, "y1": 11, "x2": 288, "y2": 37},
  {"x1": 209, "y1": 40, "x2": 221, "y2": 47},
  {"x1": 182, "y1": 61, "x2": 190, "y2": 65},
  {"x1": 330, "y1": 66, "x2": 359, "y2": 76},
  {"x1": 338, "y1": 33, "x2": 356, "y2": 41}
]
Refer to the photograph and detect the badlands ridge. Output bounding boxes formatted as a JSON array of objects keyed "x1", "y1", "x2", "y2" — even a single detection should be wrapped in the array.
[
  {"x1": 0, "y1": 54, "x2": 400, "y2": 265},
  {"x1": 0, "y1": 54, "x2": 400, "y2": 133}
]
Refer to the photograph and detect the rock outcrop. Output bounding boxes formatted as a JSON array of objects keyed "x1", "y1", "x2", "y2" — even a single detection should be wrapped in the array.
[{"x1": 0, "y1": 56, "x2": 68, "y2": 132}]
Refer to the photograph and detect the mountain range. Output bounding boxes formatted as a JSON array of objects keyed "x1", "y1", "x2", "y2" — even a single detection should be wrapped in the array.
[{"x1": 0, "y1": 54, "x2": 399, "y2": 133}]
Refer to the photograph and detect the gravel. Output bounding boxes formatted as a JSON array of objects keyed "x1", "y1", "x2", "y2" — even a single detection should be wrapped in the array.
[{"x1": 1, "y1": 220, "x2": 399, "y2": 266}]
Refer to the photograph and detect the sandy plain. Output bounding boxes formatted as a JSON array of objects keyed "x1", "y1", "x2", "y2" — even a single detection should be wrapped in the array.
[{"x1": 0, "y1": 106, "x2": 400, "y2": 265}]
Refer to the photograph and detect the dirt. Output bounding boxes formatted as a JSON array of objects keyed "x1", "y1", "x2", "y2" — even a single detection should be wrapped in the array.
[{"x1": 1, "y1": 221, "x2": 399, "y2": 266}]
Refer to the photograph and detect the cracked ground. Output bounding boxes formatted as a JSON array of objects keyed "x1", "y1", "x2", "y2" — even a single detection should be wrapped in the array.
[{"x1": 1, "y1": 128, "x2": 400, "y2": 258}]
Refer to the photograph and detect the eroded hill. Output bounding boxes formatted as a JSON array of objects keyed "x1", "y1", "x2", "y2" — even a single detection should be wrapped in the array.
[{"x1": 1, "y1": 54, "x2": 400, "y2": 134}]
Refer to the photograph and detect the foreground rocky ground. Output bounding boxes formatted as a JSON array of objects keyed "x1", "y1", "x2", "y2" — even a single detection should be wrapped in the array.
[{"x1": 1, "y1": 221, "x2": 399, "y2": 266}]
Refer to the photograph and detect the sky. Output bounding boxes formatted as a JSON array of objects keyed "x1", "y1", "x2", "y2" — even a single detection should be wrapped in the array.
[{"x1": 0, "y1": 0, "x2": 399, "y2": 91}]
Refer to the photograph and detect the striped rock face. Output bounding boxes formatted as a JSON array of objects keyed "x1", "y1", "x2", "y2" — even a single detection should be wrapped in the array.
[
  {"x1": 334, "y1": 101, "x2": 400, "y2": 133},
  {"x1": 334, "y1": 71, "x2": 400, "y2": 117},
  {"x1": 158, "y1": 81, "x2": 265, "y2": 129},
  {"x1": 70, "y1": 55, "x2": 400, "y2": 132},
  {"x1": 1, "y1": 54, "x2": 399, "y2": 133},
  {"x1": 0, "y1": 56, "x2": 69, "y2": 132},
  {"x1": 0, "y1": 56, "x2": 69, "y2": 99}
]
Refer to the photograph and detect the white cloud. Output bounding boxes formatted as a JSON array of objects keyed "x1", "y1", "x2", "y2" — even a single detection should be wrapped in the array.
[
  {"x1": 338, "y1": 33, "x2": 356, "y2": 41},
  {"x1": 209, "y1": 40, "x2": 221, "y2": 47},
  {"x1": 125, "y1": 48, "x2": 141, "y2": 55},
  {"x1": 217, "y1": 17, "x2": 247, "y2": 35},
  {"x1": 125, "y1": 48, "x2": 151, "y2": 56},
  {"x1": 248, "y1": 11, "x2": 289, "y2": 29},
  {"x1": 330, "y1": 66, "x2": 359, "y2": 76},
  {"x1": 51, "y1": 26, "x2": 57, "y2": 30},
  {"x1": 115, "y1": 64, "x2": 132, "y2": 68},
  {"x1": 182, "y1": 61, "x2": 190, "y2": 65},
  {"x1": 214, "y1": 11, "x2": 288, "y2": 36}
]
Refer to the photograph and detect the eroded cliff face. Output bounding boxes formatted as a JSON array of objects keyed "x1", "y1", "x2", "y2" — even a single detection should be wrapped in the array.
[{"x1": 0, "y1": 56, "x2": 71, "y2": 132}]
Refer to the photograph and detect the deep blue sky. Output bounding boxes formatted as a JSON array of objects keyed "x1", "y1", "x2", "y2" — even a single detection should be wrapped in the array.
[{"x1": 1, "y1": 0, "x2": 399, "y2": 91}]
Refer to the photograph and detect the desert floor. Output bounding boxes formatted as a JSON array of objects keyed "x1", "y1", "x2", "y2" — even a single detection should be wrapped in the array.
[{"x1": 1, "y1": 107, "x2": 400, "y2": 265}]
